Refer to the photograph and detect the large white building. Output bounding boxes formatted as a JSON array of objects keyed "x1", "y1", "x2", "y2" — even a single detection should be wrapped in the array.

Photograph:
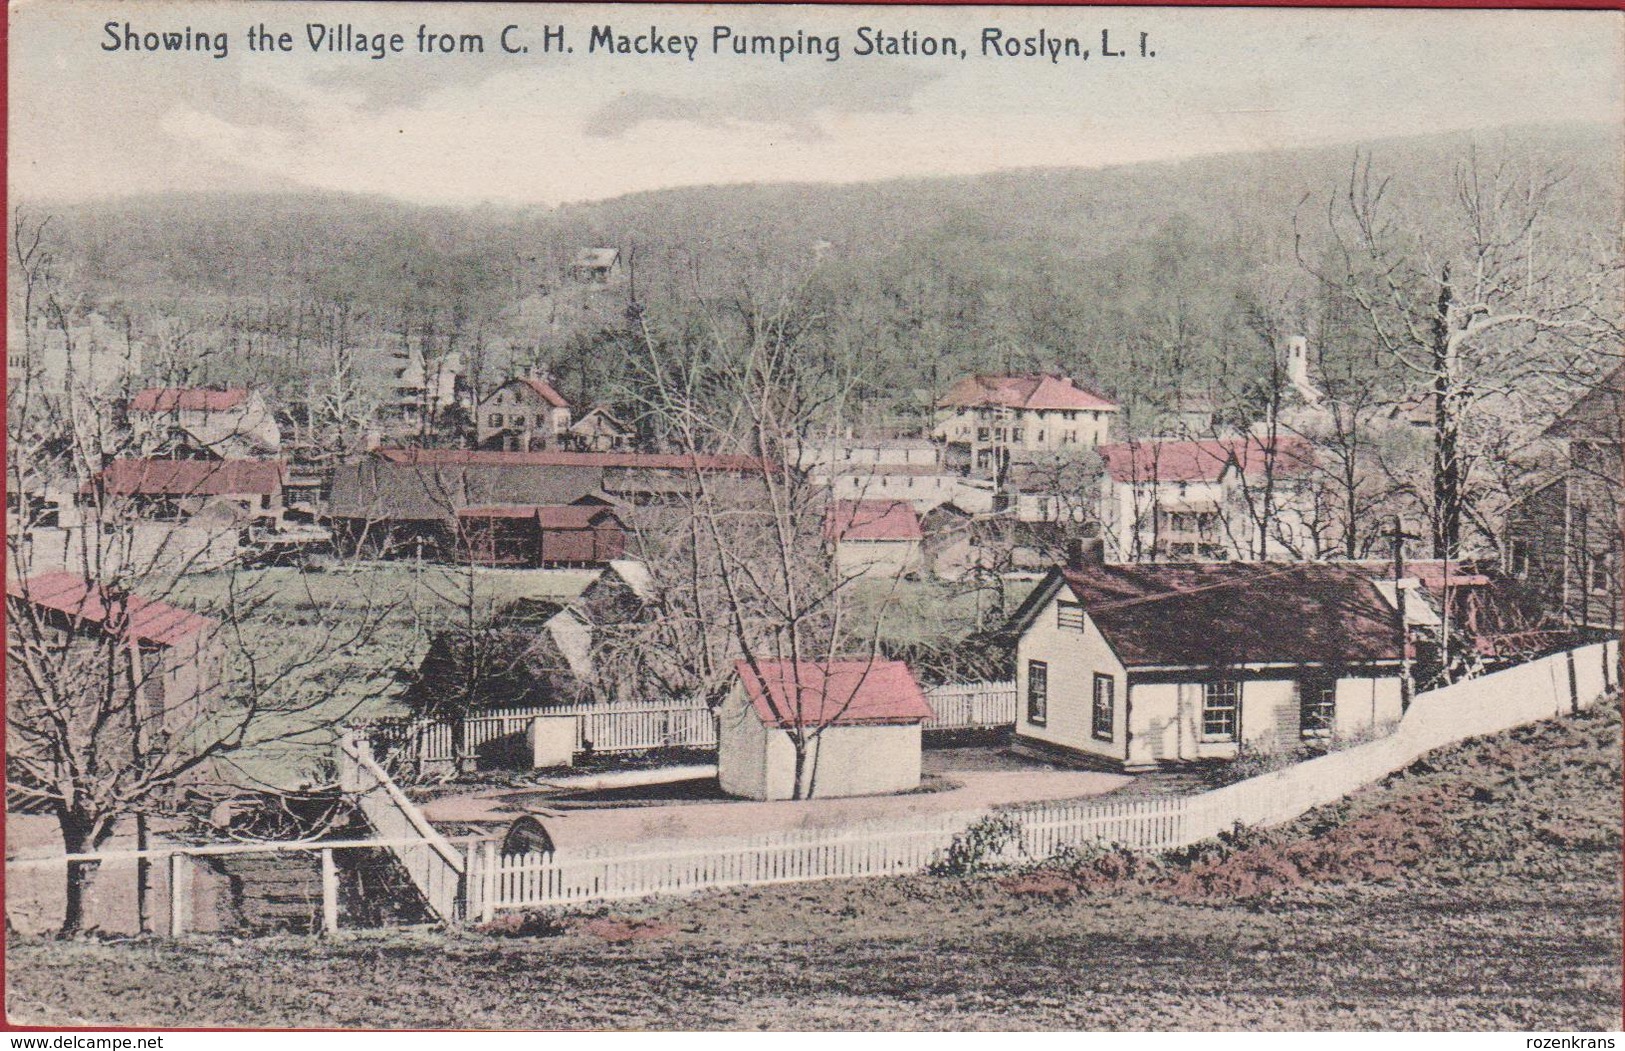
[{"x1": 933, "y1": 373, "x2": 1118, "y2": 477}]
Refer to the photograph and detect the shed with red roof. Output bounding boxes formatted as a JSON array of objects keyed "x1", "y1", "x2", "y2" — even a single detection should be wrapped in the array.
[
  {"x1": 718, "y1": 659, "x2": 935, "y2": 800},
  {"x1": 6, "y1": 572, "x2": 225, "y2": 739},
  {"x1": 83, "y1": 458, "x2": 287, "y2": 526},
  {"x1": 823, "y1": 500, "x2": 923, "y2": 580}
]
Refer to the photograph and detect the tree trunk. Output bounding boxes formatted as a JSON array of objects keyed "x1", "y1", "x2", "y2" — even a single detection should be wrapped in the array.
[
  {"x1": 57, "y1": 810, "x2": 100, "y2": 938},
  {"x1": 1430, "y1": 265, "x2": 1463, "y2": 559}
]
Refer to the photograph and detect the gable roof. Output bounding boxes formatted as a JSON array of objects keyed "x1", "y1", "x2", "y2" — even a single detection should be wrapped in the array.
[
  {"x1": 734, "y1": 659, "x2": 934, "y2": 728},
  {"x1": 86, "y1": 458, "x2": 287, "y2": 496},
  {"x1": 938, "y1": 374, "x2": 1118, "y2": 413},
  {"x1": 1012, "y1": 562, "x2": 1401, "y2": 669},
  {"x1": 129, "y1": 388, "x2": 251, "y2": 413},
  {"x1": 1542, "y1": 365, "x2": 1624, "y2": 443},
  {"x1": 573, "y1": 247, "x2": 621, "y2": 269},
  {"x1": 1099, "y1": 436, "x2": 1315, "y2": 485},
  {"x1": 8, "y1": 572, "x2": 216, "y2": 647},
  {"x1": 569, "y1": 405, "x2": 630, "y2": 433},
  {"x1": 823, "y1": 500, "x2": 923, "y2": 542},
  {"x1": 501, "y1": 377, "x2": 570, "y2": 409}
]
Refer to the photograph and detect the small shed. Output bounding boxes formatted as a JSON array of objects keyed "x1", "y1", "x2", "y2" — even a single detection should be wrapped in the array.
[
  {"x1": 718, "y1": 659, "x2": 935, "y2": 801},
  {"x1": 457, "y1": 504, "x2": 627, "y2": 567},
  {"x1": 823, "y1": 499, "x2": 923, "y2": 579}
]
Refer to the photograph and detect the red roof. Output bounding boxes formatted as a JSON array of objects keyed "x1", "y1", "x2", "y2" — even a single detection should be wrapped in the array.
[
  {"x1": 507, "y1": 377, "x2": 570, "y2": 410},
  {"x1": 1100, "y1": 437, "x2": 1315, "y2": 485},
  {"x1": 129, "y1": 388, "x2": 250, "y2": 413},
  {"x1": 86, "y1": 459, "x2": 287, "y2": 496},
  {"x1": 823, "y1": 500, "x2": 923, "y2": 542},
  {"x1": 457, "y1": 505, "x2": 620, "y2": 529},
  {"x1": 734, "y1": 659, "x2": 935, "y2": 727},
  {"x1": 7, "y1": 572, "x2": 216, "y2": 647},
  {"x1": 938, "y1": 374, "x2": 1118, "y2": 412},
  {"x1": 374, "y1": 448, "x2": 770, "y2": 473}
]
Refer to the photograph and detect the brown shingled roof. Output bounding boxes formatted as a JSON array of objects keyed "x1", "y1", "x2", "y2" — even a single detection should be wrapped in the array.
[{"x1": 1052, "y1": 562, "x2": 1401, "y2": 669}]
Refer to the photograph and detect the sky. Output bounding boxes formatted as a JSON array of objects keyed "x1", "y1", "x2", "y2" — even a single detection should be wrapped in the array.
[{"x1": 9, "y1": 1, "x2": 1623, "y2": 207}]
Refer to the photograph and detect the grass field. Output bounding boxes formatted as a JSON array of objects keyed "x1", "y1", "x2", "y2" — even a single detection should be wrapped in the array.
[{"x1": 8, "y1": 695, "x2": 1619, "y2": 1030}]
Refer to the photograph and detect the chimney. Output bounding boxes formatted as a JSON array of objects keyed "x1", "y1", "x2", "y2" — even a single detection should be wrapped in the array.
[{"x1": 1066, "y1": 537, "x2": 1105, "y2": 571}]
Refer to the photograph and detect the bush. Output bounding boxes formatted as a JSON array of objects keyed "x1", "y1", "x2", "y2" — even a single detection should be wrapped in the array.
[{"x1": 928, "y1": 814, "x2": 1025, "y2": 877}]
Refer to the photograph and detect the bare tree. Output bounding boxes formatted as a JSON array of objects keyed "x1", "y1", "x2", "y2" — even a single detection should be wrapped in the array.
[{"x1": 1302, "y1": 147, "x2": 1622, "y2": 558}]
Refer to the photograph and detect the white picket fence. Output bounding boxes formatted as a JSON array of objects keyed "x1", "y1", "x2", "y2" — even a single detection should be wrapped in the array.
[
  {"x1": 923, "y1": 681, "x2": 1016, "y2": 729},
  {"x1": 461, "y1": 639, "x2": 1618, "y2": 914},
  {"x1": 360, "y1": 681, "x2": 1018, "y2": 768}
]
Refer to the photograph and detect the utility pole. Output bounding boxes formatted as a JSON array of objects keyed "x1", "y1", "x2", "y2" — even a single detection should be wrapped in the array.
[{"x1": 1384, "y1": 515, "x2": 1423, "y2": 711}]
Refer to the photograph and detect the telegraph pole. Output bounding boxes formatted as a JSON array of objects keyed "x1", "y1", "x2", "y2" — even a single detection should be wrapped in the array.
[{"x1": 1384, "y1": 515, "x2": 1423, "y2": 711}]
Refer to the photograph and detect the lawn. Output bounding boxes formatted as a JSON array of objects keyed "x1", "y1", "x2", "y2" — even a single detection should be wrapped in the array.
[
  {"x1": 8, "y1": 696, "x2": 1619, "y2": 1030},
  {"x1": 163, "y1": 564, "x2": 600, "y2": 789}
]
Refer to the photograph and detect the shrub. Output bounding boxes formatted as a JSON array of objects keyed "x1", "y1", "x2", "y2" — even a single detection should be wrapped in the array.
[{"x1": 928, "y1": 814, "x2": 1026, "y2": 877}]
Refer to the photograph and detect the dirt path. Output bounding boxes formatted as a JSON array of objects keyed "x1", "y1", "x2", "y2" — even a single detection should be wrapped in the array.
[{"x1": 420, "y1": 768, "x2": 1131, "y2": 849}]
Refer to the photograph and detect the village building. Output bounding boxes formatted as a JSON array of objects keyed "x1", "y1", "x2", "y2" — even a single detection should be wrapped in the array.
[
  {"x1": 823, "y1": 465, "x2": 996, "y2": 514},
  {"x1": 568, "y1": 247, "x2": 623, "y2": 285},
  {"x1": 326, "y1": 448, "x2": 767, "y2": 558},
  {"x1": 1503, "y1": 366, "x2": 1622, "y2": 633},
  {"x1": 5, "y1": 572, "x2": 224, "y2": 747},
  {"x1": 81, "y1": 458, "x2": 287, "y2": 527},
  {"x1": 1097, "y1": 436, "x2": 1317, "y2": 562},
  {"x1": 717, "y1": 659, "x2": 935, "y2": 800},
  {"x1": 797, "y1": 436, "x2": 940, "y2": 473},
  {"x1": 1008, "y1": 553, "x2": 1404, "y2": 770},
  {"x1": 476, "y1": 376, "x2": 574, "y2": 451},
  {"x1": 126, "y1": 387, "x2": 283, "y2": 458},
  {"x1": 5, "y1": 312, "x2": 143, "y2": 399},
  {"x1": 933, "y1": 373, "x2": 1118, "y2": 477},
  {"x1": 823, "y1": 499, "x2": 924, "y2": 580},
  {"x1": 566, "y1": 405, "x2": 634, "y2": 452},
  {"x1": 456, "y1": 504, "x2": 628, "y2": 568},
  {"x1": 377, "y1": 345, "x2": 462, "y2": 437}
]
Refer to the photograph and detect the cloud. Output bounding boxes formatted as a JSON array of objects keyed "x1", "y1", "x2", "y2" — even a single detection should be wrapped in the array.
[{"x1": 582, "y1": 67, "x2": 940, "y2": 140}]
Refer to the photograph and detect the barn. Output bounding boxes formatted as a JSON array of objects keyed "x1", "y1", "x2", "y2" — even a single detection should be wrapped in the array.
[
  {"x1": 456, "y1": 504, "x2": 628, "y2": 567},
  {"x1": 717, "y1": 659, "x2": 935, "y2": 801}
]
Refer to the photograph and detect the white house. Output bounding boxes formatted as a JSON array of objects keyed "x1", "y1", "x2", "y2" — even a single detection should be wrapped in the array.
[
  {"x1": 933, "y1": 373, "x2": 1118, "y2": 477},
  {"x1": 127, "y1": 387, "x2": 283, "y2": 457},
  {"x1": 797, "y1": 436, "x2": 940, "y2": 472},
  {"x1": 477, "y1": 376, "x2": 573, "y2": 450},
  {"x1": 717, "y1": 659, "x2": 935, "y2": 800},
  {"x1": 823, "y1": 500, "x2": 924, "y2": 580},
  {"x1": 1097, "y1": 436, "x2": 1318, "y2": 562},
  {"x1": 567, "y1": 405, "x2": 633, "y2": 452},
  {"x1": 6, "y1": 312, "x2": 143, "y2": 399},
  {"x1": 825, "y1": 466, "x2": 996, "y2": 514},
  {"x1": 1008, "y1": 553, "x2": 1404, "y2": 770}
]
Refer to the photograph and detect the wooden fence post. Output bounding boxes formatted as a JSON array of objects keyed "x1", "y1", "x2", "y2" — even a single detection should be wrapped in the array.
[
  {"x1": 320, "y1": 848, "x2": 340, "y2": 935},
  {"x1": 480, "y1": 838, "x2": 498, "y2": 923},
  {"x1": 167, "y1": 852, "x2": 190, "y2": 937}
]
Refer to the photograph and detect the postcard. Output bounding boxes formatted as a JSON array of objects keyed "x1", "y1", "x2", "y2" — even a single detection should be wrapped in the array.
[{"x1": 5, "y1": 0, "x2": 1622, "y2": 1034}]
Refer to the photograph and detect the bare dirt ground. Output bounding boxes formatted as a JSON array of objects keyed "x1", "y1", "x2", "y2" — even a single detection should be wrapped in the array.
[
  {"x1": 419, "y1": 759, "x2": 1132, "y2": 849},
  {"x1": 7, "y1": 698, "x2": 1620, "y2": 1031}
]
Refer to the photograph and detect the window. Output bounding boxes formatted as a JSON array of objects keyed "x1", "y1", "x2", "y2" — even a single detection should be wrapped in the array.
[
  {"x1": 1591, "y1": 551, "x2": 1614, "y2": 594},
  {"x1": 1056, "y1": 601, "x2": 1085, "y2": 632},
  {"x1": 1510, "y1": 539, "x2": 1531, "y2": 578},
  {"x1": 1037, "y1": 497, "x2": 1050, "y2": 520},
  {"x1": 1300, "y1": 679, "x2": 1335, "y2": 739},
  {"x1": 1092, "y1": 674, "x2": 1115, "y2": 741},
  {"x1": 1037, "y1": 431, "x2": 1046, "y2": 443},
  {"x1": 977, "y1": 428, "x2": 991, "y2": 443},
  {"x1": 1011, "y1": 429, "x2": 1024, "y2": 442},
  {"x1": 1027, "y1": 660, "x2": 1048, "y2": 726},
  {"x1": 488, "y1": 413, "x2": 501, "y2": 427},
  {"x1": 536, "y1": 415, "x2": 547, "y2": 428},
  {"x1": 1202, "y1": 681, "x2": 1239, "y2": 742}
]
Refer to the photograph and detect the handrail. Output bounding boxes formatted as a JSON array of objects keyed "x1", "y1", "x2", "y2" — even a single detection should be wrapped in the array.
[{"x1": 339, "y1": 736, "x2": 464, "y2": 874}]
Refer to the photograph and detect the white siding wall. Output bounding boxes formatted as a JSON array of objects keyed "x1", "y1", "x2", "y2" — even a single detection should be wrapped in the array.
[
  {"x1": 716, "y1": 688, "x2": 770, "y2": 800},
  {"x1": 719, "y1": 686, "x2": 924, "y2": 800},
  {"x1": 834, "y1": 538, "x2": 921, "y2": 579},
  {"x1": 1015, "y1": 584, "x2": 1128, "y2": 763}
]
